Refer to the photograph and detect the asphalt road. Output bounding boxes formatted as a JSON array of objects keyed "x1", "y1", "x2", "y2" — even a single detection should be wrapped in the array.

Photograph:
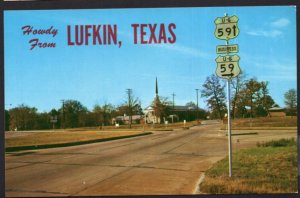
[{"x1": 5, "y1": 120, "x2": 296, "y2": 196}]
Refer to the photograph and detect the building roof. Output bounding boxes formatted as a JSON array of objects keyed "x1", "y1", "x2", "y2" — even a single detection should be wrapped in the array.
[
  {"x1": 115, "y1": 115, "x2": 143, "y2": 121},
  {"x1": 268, "y1": 107, "x2": 285, "y2": 111},
  {"x1": 144, "y1": 105, "x2": 197, "y2": 111}
]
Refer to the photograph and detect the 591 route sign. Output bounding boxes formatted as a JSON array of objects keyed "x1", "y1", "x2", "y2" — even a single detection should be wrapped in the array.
[
  {"x1": 215, "y1": 55, "x2": 241, "y2": 80},
  {"x1": 214, "y1": 15, "x2": 239, "y2": 40}
]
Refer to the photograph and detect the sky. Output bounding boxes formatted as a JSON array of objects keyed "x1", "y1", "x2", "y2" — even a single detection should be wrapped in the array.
[{"x1": 4, "y1": 6, "x2": 297, "y2": 112}]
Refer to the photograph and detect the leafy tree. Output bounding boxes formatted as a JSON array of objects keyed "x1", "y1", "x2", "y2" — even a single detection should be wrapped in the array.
[
  {"x1": 125, "y1": 89, "x2": 142, "y2": 128},
  {"x1": 5, "y1": 110, "x2": 10, "y2": 131},
  {"x1": 59, "y1": 100, "x2": 87, "y2": 128},
  {"x1": 93, "y1": 103, "x2": 116, "y2": 126},
  {"x1": 117, "y1": 102, "x2": 143, "y2": 116},
  {"x1": 231, "y1": 72, "x2": 246, "y2": 119},
  {"x1": 243, "y1": 78, "x2": 261, "y2": 118},
  {"x1": 233, "y1": 78, "x2": 275, "y2": 118},
  {"x1": 48, "y1": 108, "x2": 60, "y2": 128},
  {"x1": 284, "y1": 89, "x2": 297, "y2": 116},
  {"x1": 185, "y1": 101, "x2": 197, "y2": 109},
  {"x1": 201, "y1": 74, "x2": 226, "y2": 119},
  {"x1": 152, "y1": 96, "x2": 172, "y2": 123},
  {"x1": 35, "y1": 112, "x2": 52, "y2": 129},
  {"x1": 254, "y1": 81, "x2": 275, "y2": 117},
  {"x1": 185, "y1": 101, "x2": 200, "y2": 121},
  {"x1": 9, "y1": 104, "x2": 38, "y2": 130}
]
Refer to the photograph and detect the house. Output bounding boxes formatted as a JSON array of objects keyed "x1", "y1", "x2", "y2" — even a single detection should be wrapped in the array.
[
  {"x1": 112, "y1": 115, "x2": 144, "y2": 125},
  {"x1": 268, "y1": 107, "x2": 286, "y2": 117}
]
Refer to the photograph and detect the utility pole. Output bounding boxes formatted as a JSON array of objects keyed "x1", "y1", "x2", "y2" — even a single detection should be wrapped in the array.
[
  {"x1": 61, "y1": 99, "x2": 65, "y2": 130},
  {"x1": 172, "y1": 93, "x2": 175, "y2": 110},
  {"x1": 126, "y1": 89, "x2": 133, "y2": 128},
  {"x1": 171, "y1": 93, "x2": 175, "y2": 123},
  {"x1": 195, "y1": 89, "x2": 199, "y2": 123}
]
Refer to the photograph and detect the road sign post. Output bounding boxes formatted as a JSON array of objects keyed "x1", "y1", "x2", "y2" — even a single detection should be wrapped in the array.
[
  {"x1": 227, "y1": 79, "x2": 232, "y2": 177},
  {"x1": 214, "y1": 14, "x2": 241, "y2": 177}
]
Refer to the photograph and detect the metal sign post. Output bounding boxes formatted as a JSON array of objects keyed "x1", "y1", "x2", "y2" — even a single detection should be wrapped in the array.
[
  {"x1": 227, "y1": 79, "x2": 232, "y2": 177},
  {"x1": 214, "y1": 13, "x2": 241, "y2": 177}
]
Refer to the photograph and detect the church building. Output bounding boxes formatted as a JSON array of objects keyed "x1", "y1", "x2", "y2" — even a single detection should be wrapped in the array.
[{"x1": 144, "y1": 78, "x2": 199, "y2": 124}]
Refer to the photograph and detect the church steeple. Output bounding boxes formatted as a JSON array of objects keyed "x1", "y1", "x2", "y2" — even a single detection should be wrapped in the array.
[{"x1": 155, "y1": 77, "x2": 158, "y2": 97}]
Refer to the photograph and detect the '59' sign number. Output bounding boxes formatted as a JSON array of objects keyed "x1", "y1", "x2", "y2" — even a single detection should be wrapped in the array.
[{"x1": 214, "y1": 15, "x2": 239, "y2": 40}]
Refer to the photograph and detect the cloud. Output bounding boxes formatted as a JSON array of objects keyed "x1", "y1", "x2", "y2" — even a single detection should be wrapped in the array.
[
  {"x1": 246, "y1": 30, "x2": 282, "y2": 38},
  {"x1": 270, "y1": 18, "x2": 290, "y2": 28},
  {"x1": 246, "y1": 18, "x2": 290, "y2": 38},
  {"x1": 249, "y1": 58, "x2": 297, "y2": 81}
]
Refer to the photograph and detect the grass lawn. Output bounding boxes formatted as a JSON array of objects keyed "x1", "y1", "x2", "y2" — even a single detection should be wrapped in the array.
[
  {"x1": 222, "y1": 117, "x2": 297, "y2": 130},
  {"x1": 5, "y1": 131, "x2": 149, "y2": 149},
  {"x1": 5, "y1": 120, "x2": 200, "y2": 152},
  {"x1": 199, "y1": 138, "x2": 297, "y2": 194}
]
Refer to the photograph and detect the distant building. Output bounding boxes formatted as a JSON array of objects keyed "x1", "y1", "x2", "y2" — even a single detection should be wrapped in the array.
[
  {"x1": 144, "y1": 78, "x2": 199, "y2": 124},
  {"x1": 112, "y1": 115, "x2": 144, "y2": 125},
  {"x1": 268, "y1": 107, "x2": 286, "y2": 117}
]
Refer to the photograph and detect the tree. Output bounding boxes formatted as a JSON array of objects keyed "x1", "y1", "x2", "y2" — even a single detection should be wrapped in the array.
[
  {"x1": 284, "y1": 89, "x2": 297, "y2": 116},
  {"x1": 59, "y1": 100, "x2": 87, "y2": 128},
  {"x1": 151, "y1": 96, "x2": 172, "y2": 124},
  {"x1": 201, "y1": 74, "x2": 226, "y2": 119},
  {"x1": 231, "y1": 72, "x2": 246, "y2": 119},
  {"x1": 185, "y1": 101, "x2": 197, "y2": 109},
  {"x1": 185, "y1": 102, "x2": 198, "y2": 121},
  {"x1": 257, "y1": 81, "x2": 275, "y2": 117},
  {"x1": 243, "y1": 78, "x2": 262, "y2": 118},
  {"x1": 93, "y1": 103, "x2": 116, "y2": 126},
  {"x1": 35, "y1": 112, "x2": 51, "y2": 129},
  {"x1": 233, "y1": 78, "x2": 276, "y2": 118},
  {"x1": 117, "y1": 102, "x2": 143, "y2": 116},
  {"x1": 126, "y1": 89, "x2": 141, "y2": 128},
  {"x1": 5, "y1": 110, "x2": 10, "y2": 131},
  {"x1": 48, "y1": 108, "x2": 60, "y2": 129},
  {"x1": 9, "y1": 104, "x2": 38, "y2": 130}
]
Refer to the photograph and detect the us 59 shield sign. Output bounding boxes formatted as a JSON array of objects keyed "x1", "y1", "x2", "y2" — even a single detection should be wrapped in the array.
[
  {"x1": 214, "y1": 15, "x2": 239, "y2": 40},
  {"x1": 215, "y1": 55, "x2": 241, "y2": 80}
]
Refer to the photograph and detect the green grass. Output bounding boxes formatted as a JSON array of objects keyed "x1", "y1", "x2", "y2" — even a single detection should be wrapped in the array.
[{"x1": 200, "y1": 138, "x2": 297, "y2": 194}]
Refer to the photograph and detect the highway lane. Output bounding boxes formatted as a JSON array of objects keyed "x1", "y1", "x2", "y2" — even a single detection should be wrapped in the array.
[{"x1": 6, "y1": 120, "x2": 227, "y2": 196}]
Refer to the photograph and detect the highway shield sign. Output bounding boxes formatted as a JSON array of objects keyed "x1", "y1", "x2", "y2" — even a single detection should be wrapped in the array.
[
  {"x1": 214, "y1": 15, "x2": 239, "y2": 40},
  {"x1": 215, "y1": 55, "x2": 241, "y2": 79}
]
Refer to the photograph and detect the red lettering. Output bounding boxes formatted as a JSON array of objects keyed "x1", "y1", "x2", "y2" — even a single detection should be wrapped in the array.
[
  {"x1": 22, "y1": 25, "x2": 33, "y2": 35},
  {"x1": 29, "y1": 38, "x2": 38, "y2": 50},
  {"x1": 93, "y1": 25, "x2": 102, "y2": 45},
  {"x1": 108, "y1": 25, "x2": 117, "y2": 45},
  {"x1": 75, "y1": 25, "x2": 84, "y2": 45},
  {"x1": 131, "y1": 24, "x2": 139, "y2": 44},
  {"x1": 85, "y1": 25, "x2": 92, "y2": 45},
  {"x1": 141, "y1": 24, "x2": 147, "y2": 44},
  {"x1": 158, "y1": 24, "x2": 167, "y2": 43},
  {"x1": 103, "y1": 25, "x2": 106, "y2": 44},
  {"x1": 29, "y1": 38, "x2": 56, "y2": 50},
  {"x1": 168, "y1": 23, "x2": 176, "y2": 44},
  {"x1": 67, "y1": 26, "x2": 74, "y2": 45},
  {"x1": 148, "y1": 24, "x2": 157, "y2": 44}
]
